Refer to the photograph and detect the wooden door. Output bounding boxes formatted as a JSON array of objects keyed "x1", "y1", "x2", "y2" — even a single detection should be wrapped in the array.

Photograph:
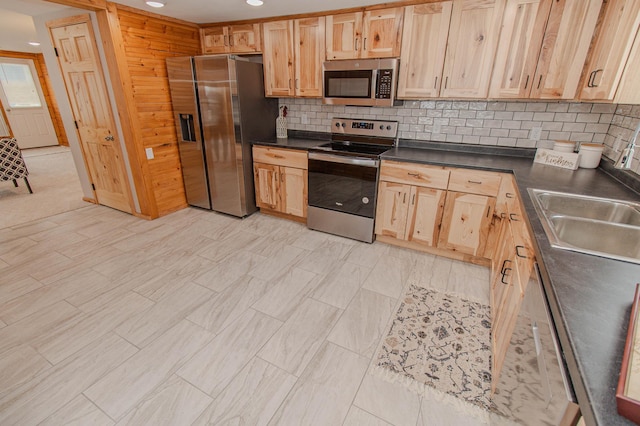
[
  {"x1": 325, "y1": 12, "x2": 363, "y2": 60},
  {"x1": 580, "y1": 0, "x2": 640, "y2": 100},
  {"x1": 405, "y1": 186, "x2": 446, "y2": 247},
  {"x1": 375, "y1": 181, "x2": 411, "y2": 239},
  {"x1": 489, "y1": 0, "x2": 552, "y2": 98},
  {"x1": 48, "y1": 15, "x2": 132, "y2": 213},
  {"x1": 281, "y1": 166, "x2": 307, "y2": 218},
  {"x1": 398, "y1": 2, "x2": 452, "y2": 99},
  {"x1": 361, "y1": 7, "x2": 404, "y2": 58},
  {"x1": 294, "y1": 17, "x2": 325, "y2": 97},
  {"x1": 202, "y1": 26, "x2": 229, "y2": 54},
  {"x1": 253, "y1": 162, "x2": 280, "y2": 211},
  {"x1": 0, "y1": 58, "x2": 58, "y2": 149},
  {"x1": 438, "y1": 191, "x2": 495, "y2": 256},
  {"x1": 228, "y1": 24, "x2": 262, "y2": 53},
  {"x1": 262, "y1": 20, "x2": 294, "y2": 97},
  {"x1": 441, "y1": 0, "x2": 506, "y2": 98},
  {"x1": 530, "y1": 0, "x2": 602, "y2": 99}
]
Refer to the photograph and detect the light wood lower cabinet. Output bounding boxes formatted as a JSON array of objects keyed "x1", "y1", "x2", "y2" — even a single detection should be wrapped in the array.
[
  {"x1": 252, "y1": 146, "x2": 308, "y2": 221},
  {"x1": 489, "y1": 175, "x2": 535, "y2": 393}
]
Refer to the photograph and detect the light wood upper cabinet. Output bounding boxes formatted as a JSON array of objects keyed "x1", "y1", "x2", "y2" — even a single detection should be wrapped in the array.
[
  {"x1": 580, "y1": 0, "x2": 640, "y2": 101},
  {"x1": 202, "y1": 24, "x2": 261, "y2": 54},
  {"x1": 361, "y1": 8, "x2": 404, "y2": 58},
  {"x1": 294, "y1": 17, "x2": 325, "y2": 97},
  {"x1": 262, "y1": 20, "x2": 295, "y2": 97},
  {"x1": 616, "y1": 26, "x2": 640, "y2": 104},
  {"x1": 489, "y1": 0, "x2": 552, "y2": 98},
  {"x1": 398, "y1": 2, "x2": 453, "y2": 99},
  {"x1": 326, "y1": 8, "x2": 403, "y2": 60},
  {"x1": 440, "y1": 0, "x2": 506, "y2": 98},
  {"x1": 530, "y1": 0, "x2": 602, "y2": 99}
]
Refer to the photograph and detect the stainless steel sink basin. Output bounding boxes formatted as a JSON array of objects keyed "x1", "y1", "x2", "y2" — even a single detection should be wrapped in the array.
[{"x1": 529, "y1": 189, "x2": 640, "y2": 264}]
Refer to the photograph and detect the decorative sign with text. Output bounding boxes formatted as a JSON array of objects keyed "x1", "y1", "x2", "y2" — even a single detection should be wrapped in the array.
[{"x1": 534, "y1": 148, "x2": 580, "y2": 170}]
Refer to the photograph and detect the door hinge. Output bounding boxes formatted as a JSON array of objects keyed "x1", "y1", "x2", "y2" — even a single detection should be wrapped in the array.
[
  {"x1": 54, "y1": 47, "x2": 59, "y2": 57},
  {"x1": 91, "y1": 183, "x2": 96, "y2": 191},
  {"x1": 74, "y1": 121, "x2": 79, "y2": 129}
]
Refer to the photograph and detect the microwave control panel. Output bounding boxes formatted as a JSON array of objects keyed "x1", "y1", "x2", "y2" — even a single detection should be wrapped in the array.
[{"x1": 375, "y1": 69, "x2": 393, "y2": 99}]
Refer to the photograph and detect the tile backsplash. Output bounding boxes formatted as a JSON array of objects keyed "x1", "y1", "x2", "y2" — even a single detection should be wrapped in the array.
[{"x1": 604, "y1": 105, "x2": 640, "y2": 175}]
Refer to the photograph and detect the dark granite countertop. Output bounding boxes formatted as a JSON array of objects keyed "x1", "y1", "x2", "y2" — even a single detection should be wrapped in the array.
[
  {"x1": 251, "y1": 133, "x2": 329, "y2": 151},
  {"x1": 382, "y1": 146, "x2": 640, "y2": 426}
]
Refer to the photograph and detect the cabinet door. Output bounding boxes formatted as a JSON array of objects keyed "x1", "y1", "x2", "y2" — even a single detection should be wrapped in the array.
[
  {"x1": 375, "y1": 181, "x2": 411, "y2": 239},
  {"x1": 228, "y1": 24, "x2": 261, "y2": 53},
  {"x1": 489, "y1": 0, "x2": 552, "y2": 98},
  {"x1": 580, "y1": 0, "x2": 640, "y2": 100},
  {"x1": 438, "y1": 191, "x2": 496, "y2": 256},
  {"x1": 281, "y1": 166, "x2": 308, "y2": 218},
  {"x1": 530, "y1": 0, "x2": 602, "y2": 99},
  {"x1": 398, "y1": 2, "x2": 452, "y2": 99},
  {"x1": 254, "y1": 163, "x2": 280, "y2": 211},
  {"x1": 361, "y1": 7, "x2": 404, "y2": 58},
  {"x1": 262, "y1": 20, "x2": 294, "y2": 97},
  {"x1": 326, "y1": 12, "x2": 363, "y2": 60},
  {"x1": 294, "y1": 17, "x2": 325, "y2": 97},
  {"x1": 405, "y1": 186, "x2": 446, "y2": 247},
  {"x1": 615, "y1": 27, "x2": 640, "y2": 104},
  {"x1": 202, "y1": 26, "x2": 229, "y2": 54},
  {"x1": 441, "y1": 0, "x2": 506, "y2": 98}
]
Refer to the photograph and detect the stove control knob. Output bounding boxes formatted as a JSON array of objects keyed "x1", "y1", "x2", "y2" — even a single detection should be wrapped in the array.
[
  {"x1": 341, "y1": 122, "x2": 346, "y2": 127},
  {"x1": 335, "y1": 122, "x2": 341, "y2": 128},
  {"x1": 386, "y1": 125, "x2": 392, "y2": 130},
  {"x1": 379, "y1": 125, "x2": 384, "y2": 130}
]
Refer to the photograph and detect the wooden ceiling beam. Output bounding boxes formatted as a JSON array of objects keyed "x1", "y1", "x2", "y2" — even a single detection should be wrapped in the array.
[{"x1": 43, "y1": 0, "x2": 107, "y2": 11}]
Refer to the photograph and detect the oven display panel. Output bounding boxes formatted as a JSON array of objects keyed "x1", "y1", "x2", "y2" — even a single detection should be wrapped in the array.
[{"x1": 352, "y1": 122, "x2": 373, "y2": 130}]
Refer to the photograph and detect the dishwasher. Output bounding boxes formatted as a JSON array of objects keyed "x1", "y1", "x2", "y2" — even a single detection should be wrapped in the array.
[{"x1": 492, "y1": 263, "x2": 580, "y2": 425}]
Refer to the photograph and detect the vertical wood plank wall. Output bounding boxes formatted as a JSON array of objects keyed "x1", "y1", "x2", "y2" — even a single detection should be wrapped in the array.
[
  {"x1": 115, "y1": 7, "x2": 201, "y2": 216},
  {"x1": 0, "y1": 50, "x2": 69, "y2": 146}
]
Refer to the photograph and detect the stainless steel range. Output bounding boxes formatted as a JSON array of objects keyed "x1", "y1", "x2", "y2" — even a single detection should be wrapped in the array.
[{"x1": 307, "y1": 118, "x2": 398, "y2": 243}]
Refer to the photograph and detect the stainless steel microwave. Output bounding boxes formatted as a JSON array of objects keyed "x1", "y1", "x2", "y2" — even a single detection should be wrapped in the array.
[{"x1": 322, "y1": 58, "x2": 400, "y2": 107}]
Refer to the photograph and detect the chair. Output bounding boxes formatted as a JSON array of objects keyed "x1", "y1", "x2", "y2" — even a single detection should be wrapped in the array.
[{"x1": 0, "y1": 138, "x2": 33, "y2": 193}]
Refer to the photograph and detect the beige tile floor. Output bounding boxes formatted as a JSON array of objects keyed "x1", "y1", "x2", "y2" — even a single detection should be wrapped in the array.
[{"x1": 0, "y1": 204, "x2": 498, "y2": 426}]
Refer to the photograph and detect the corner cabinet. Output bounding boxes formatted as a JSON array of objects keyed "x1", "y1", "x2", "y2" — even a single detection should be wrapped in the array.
[
  {"x1": 201, "y1": 24, "x2": 261, "y2": 54},
  {"x1": 252, "y1": 146, "x2": 308, "y2": 221},
  {"x1": 579, "y1": 0, "x2": 640, "y2": 101},
  {"x1": 262, "y1": 18, "x2": 325, "y2": 98},
  {"x1": 325, "y1": 8, "x2": 403, "y2": 60}
]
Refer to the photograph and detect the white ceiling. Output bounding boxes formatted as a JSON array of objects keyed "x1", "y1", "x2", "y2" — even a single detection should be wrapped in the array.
[{"x1": 0, "y1": 0, "x2": 386, "y2": 53}]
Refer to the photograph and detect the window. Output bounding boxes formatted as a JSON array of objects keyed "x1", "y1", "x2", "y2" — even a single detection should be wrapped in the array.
[{"x1": 0, "y1": 63, "x2": 42, "y2": 108}]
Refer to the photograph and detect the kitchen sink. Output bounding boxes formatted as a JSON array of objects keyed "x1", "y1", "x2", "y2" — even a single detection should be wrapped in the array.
[{"x1": 529, "y1": 189, "x2": 640, "y2": 264}]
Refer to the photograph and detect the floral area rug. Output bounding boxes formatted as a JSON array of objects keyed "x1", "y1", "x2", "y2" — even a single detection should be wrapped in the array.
[{"x1": 374, "y1": 284, "x2": 494, "y2": 417}]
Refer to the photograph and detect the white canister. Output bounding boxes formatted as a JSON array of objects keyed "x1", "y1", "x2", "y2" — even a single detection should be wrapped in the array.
[
  {"x1": 578, "y1": 143, "x2": 603, "y2": 168},
  {"x1": 554, "y1": 140, "x2": 576, "y2": 153}
]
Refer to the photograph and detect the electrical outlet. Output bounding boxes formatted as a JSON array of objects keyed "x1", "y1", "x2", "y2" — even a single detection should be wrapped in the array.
[
  {"x1": 530, "y1": 126, "x2": 542, "y2": 141},
  {"x1": 145, "y1": 147, "x2": 154, "y2": 160},
  {"x1": 301, "y1": 113, "x2": 309, "y2": 125},
  {"x1": 432, "y1": 122, "x2": 441, "y2": 134}
]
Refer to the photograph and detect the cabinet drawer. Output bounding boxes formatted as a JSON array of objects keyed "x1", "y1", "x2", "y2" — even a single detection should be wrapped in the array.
[
  {"x1": 448, "y1": 169, "x2": 501, "y2": 197},
  {"x1": 253, "y1": 146, "x2": 307, "y2": 169},
  {"x1": 380, "y1": 160, "x2": 449, "y2": 189}
]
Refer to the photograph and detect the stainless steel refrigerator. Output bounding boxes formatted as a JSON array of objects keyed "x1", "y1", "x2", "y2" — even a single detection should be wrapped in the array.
[{"x1": 166, "y1": 55, "x2": 278, "y2": 217}]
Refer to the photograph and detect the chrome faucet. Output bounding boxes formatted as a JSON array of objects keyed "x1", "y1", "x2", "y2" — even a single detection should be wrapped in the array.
[{"x1": 615, "y1": 119, "x2": 640, "y2": 169}]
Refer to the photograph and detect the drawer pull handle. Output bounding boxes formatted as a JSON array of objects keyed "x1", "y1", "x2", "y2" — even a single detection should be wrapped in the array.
[
  {"x1": 412, "y1": 193, "x2": 416, "y2": 205},
  {"x1": 505, "y1": 192, "x2": 515, "y2": 199},
  {"x1": 500, "y1": 212, "x2": 506, "y2": 219},
  {"x1": 510, "y1": 213, "x2": 519, "y2": 221},
  {"x1": 486, "y1": 206, "x2": 491, "y2": 218},
  {"x1": 500, "y1": 259, "x2": 512, "y2": 275},
  {"x1": 403, "y1": 192, "x2": 407, "y2": 203},
  {"x1": 501, "y1": 267, "x2": 512, "y2": 285},
  {"x1": 468, "y1": 180, "x2": 482, "y2": 185},
  {"x1": 516, "y1": 245, "x2": 528, "y2": 258},
  {"x1": 407, "y1": 172, "x2": 421, "y2": 178}
]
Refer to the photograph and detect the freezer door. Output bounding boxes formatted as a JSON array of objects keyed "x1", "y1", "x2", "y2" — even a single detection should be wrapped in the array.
[
  {"x1": 194, "y1": 55, "x2": 245, "y2": 217},
  {"x1": 166, "y1": 56, "x2": 211, "y2": 210}
]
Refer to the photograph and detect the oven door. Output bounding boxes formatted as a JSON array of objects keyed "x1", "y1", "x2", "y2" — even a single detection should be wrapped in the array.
[{"x1": 308, "y1": 152, "x2": 379, "y2": 219}]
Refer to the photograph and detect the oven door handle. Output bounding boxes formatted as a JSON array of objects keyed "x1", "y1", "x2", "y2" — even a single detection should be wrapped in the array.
[{"x1": 308, "y1": 152, "x2": 379, "y2": 168}]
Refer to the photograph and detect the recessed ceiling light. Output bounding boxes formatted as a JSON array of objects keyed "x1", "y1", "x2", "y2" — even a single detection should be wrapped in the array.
[
  {"x1": 246, "y1": 0, "x2": 263, "y2": 6},
  {"x1": 145, "y1": 1, "x2": 165, "y2": 7},
  {"x1": 28, "y1": 42, "x2": 41, "y2": 46}
]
